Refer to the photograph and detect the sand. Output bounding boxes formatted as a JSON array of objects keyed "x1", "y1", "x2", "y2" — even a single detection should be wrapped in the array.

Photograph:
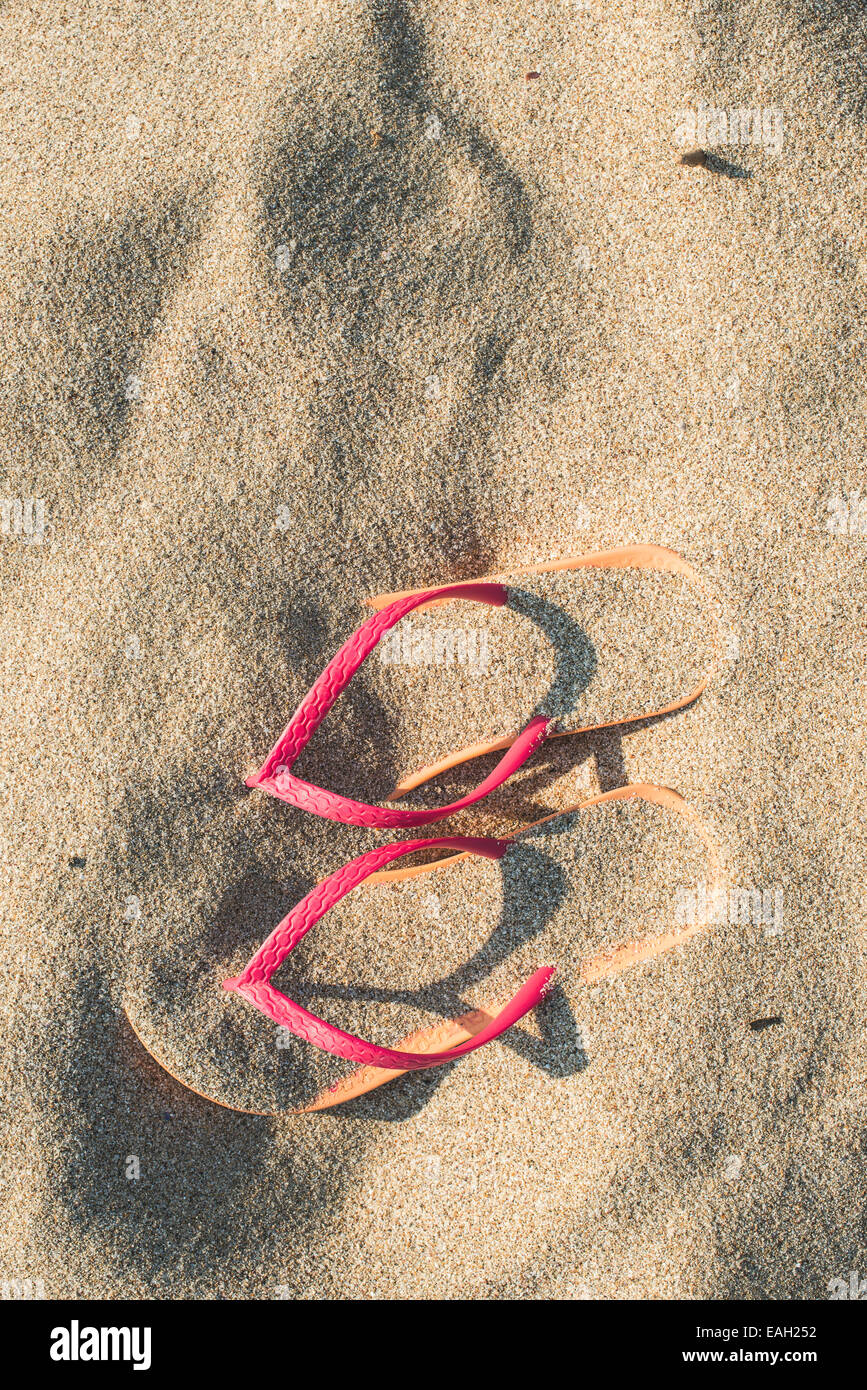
[{"x1": 1, "y1": 0, "x2": 865, "y2": 1299}]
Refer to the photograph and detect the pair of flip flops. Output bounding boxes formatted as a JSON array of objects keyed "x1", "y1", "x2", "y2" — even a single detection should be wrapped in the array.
[{"x1": 128, "y1": 544, "x2": 722, "y2": 1113}]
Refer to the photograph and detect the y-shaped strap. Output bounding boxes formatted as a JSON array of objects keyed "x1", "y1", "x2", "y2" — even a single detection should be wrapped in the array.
[
  {"x1": 223, "y1": 836, "x2": 556, "y2": 1070},
  {"x1": 246, "y1": 582, "x2": 554, "y2": 827}
]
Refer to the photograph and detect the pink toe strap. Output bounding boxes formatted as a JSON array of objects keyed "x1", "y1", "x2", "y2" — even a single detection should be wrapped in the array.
[
  {"x1": 246, "y1": 581, "x2": 553, "y2": 827},
  {"x1": 223, "y1": 836, "x2": 556, "y2": 1071}
]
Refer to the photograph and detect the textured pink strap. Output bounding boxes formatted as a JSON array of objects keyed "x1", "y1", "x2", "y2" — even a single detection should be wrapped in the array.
[
  {"x1": 246, "y1": 582, "x2": 554, "y2": 827},
  {"x1": 223, "y1": 837, "x2": 556, "y2": 1070}
]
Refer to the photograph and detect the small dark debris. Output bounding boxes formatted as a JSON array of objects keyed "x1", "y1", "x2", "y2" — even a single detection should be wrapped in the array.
[
  {"x1": 68, "y1": 856, "x2": 86, "y2": 868},
  {"x1": 750, "y1": 1016, "x2": 783, "y2": 1031},
  {"x1": 163, "y1": 1111, "x2": 174, "y2": 1121},
  {"x1": 525, "y1": 71, "x2": 541, "y2": 80},
  {"x1": 679, "y1": 149, "x2": 708, "y2": 168}
]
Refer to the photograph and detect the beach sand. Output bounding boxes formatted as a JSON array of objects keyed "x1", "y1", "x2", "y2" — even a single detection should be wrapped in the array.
[{"x1": 1, "y1": 0, "x2": 865, "y2": 1298}]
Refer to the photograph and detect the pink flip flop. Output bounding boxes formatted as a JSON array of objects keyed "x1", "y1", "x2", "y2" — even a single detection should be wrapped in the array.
[
  {"x1": 124, "y1": 783, "x2": 719, "y2": 1115},
  {"x1": 246, "y1": 545, "x2": 718, "y2": 828},
  {"x1": 221, "y1": 834, "x2": 556, "y2": 1071}
]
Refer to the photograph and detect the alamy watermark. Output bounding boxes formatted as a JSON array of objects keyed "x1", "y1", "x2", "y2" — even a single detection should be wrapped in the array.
[
  {"x1": 124, "y1": 373, "x2": 143, "y2": 403},
  {"x1": 1, "y1": 497, "x2": 45, "y2": 544},
  {"x1": 1, "y1": 1277, "x2": 45, "y2": 1300},
  {"x1": 675, "y1": 102, "x2": 785, "y2": 157},
  {"x1": 379, "y1": 621, "x2": 490, "y2": 673},
  {"x1": 275, "y1": 240, "x2": 297, "y2": 271},
  {"x1": 50, "y1": 1322, "x2": 152, "y2": 1369},
  {"x1": 828, "y1": 1270, "x2": 867, "y2": 1299},
  {"x1": 675, "y1": 883, "x2": 783, "y2": 936},
  {"x1": 826, "y1": 487, "x2": 867, "y2": 537}
]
